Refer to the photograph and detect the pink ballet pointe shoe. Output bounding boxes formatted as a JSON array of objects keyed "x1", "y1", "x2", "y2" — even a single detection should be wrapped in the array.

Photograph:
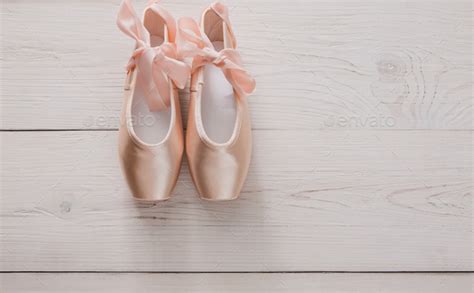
[
  {"x1": 116, "y1": 0, "x2": 189, "y2": 201},
  {"x1": 178, "y1": 2, "x2": 256, "y2": 201}
]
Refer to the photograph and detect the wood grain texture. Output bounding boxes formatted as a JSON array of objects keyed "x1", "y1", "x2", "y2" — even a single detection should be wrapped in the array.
[
  {"x1": 1, "y1": 0, "x2": 472, "y2": 130},
  {"x1": 0, "y1": 130, "x2": 471, "y2": 271},
  {"x1": 1, "y1": 273, "x2": 472, "y2": 293},
  {"x1": 0, "y1": 0, "x2": 472, "y2": 288}
]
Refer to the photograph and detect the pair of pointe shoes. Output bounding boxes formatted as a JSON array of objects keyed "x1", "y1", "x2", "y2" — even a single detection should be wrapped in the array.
[{"x1": 117, "y1": 0, "x2": 256, "y2": 201}]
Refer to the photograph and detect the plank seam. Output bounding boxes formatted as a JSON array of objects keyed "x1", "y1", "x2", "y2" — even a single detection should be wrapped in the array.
[{"x1": 1, "y1": 271, "x2": 472, "y2": 274}]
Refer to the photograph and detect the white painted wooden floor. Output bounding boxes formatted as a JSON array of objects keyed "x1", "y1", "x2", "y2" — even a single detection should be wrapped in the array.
[{"x1": 1, "y1": 0, "x2": 472, "y2": 292}]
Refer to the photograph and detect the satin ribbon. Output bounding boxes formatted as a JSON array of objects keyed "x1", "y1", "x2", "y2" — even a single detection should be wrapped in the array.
[
  {"x1": 177, "y1": 10, "x2": 255, "y2": 97},
  {"x1": 117, "y1": 0, "x2": 190, "y2": 111},
  {"x1": 207, "y1": 2, "x2": 237, "y2": 47}
]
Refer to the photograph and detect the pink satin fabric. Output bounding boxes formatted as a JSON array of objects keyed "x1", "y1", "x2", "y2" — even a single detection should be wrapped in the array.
[
  {"x1": 117, "y1": 0, "x2": 190, "y2": 111},
  {"x1": 119, "y1": 80, "x2": 184, "y2": 201},
  {"x1": 117, "y1": 0, "x2": 185, "y2": 201},
  {"x1": 184, "y1": 2, "x2": 255, "y2": 200},
  {"x1": 177, "y1": 16, "x2": 256, "y2": 98},
  {"x1": 208, "y1": 2, "x2": 237, "y2": 47}
]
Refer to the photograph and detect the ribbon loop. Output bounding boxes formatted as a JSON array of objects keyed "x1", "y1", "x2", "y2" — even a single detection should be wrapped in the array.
[
  {"x1": 177, "y1": 13, "x2": 255, "y2": 97},
  {"x1": 117, "y1": 0, "x2": 190, "y2": 111}
]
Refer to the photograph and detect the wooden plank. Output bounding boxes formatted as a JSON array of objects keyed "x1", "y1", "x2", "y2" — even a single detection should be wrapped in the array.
[
  {"x1": 0, "y1": 130, "x2": 471, "y2": 271},
  {"x1": 1, "y1": 273, "x2": 472, "y2": 292},
  {"x1": 1, "y1": 0, "x2": 471, "y2": 130}
]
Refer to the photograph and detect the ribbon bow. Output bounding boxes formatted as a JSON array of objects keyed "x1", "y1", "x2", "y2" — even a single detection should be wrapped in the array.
[
  {"x1": 177, "y1": 16, "x2": 256, "y2": 97},
  {"x1": 117, "y1": 0, "x2": 190, "y2": 111}
]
